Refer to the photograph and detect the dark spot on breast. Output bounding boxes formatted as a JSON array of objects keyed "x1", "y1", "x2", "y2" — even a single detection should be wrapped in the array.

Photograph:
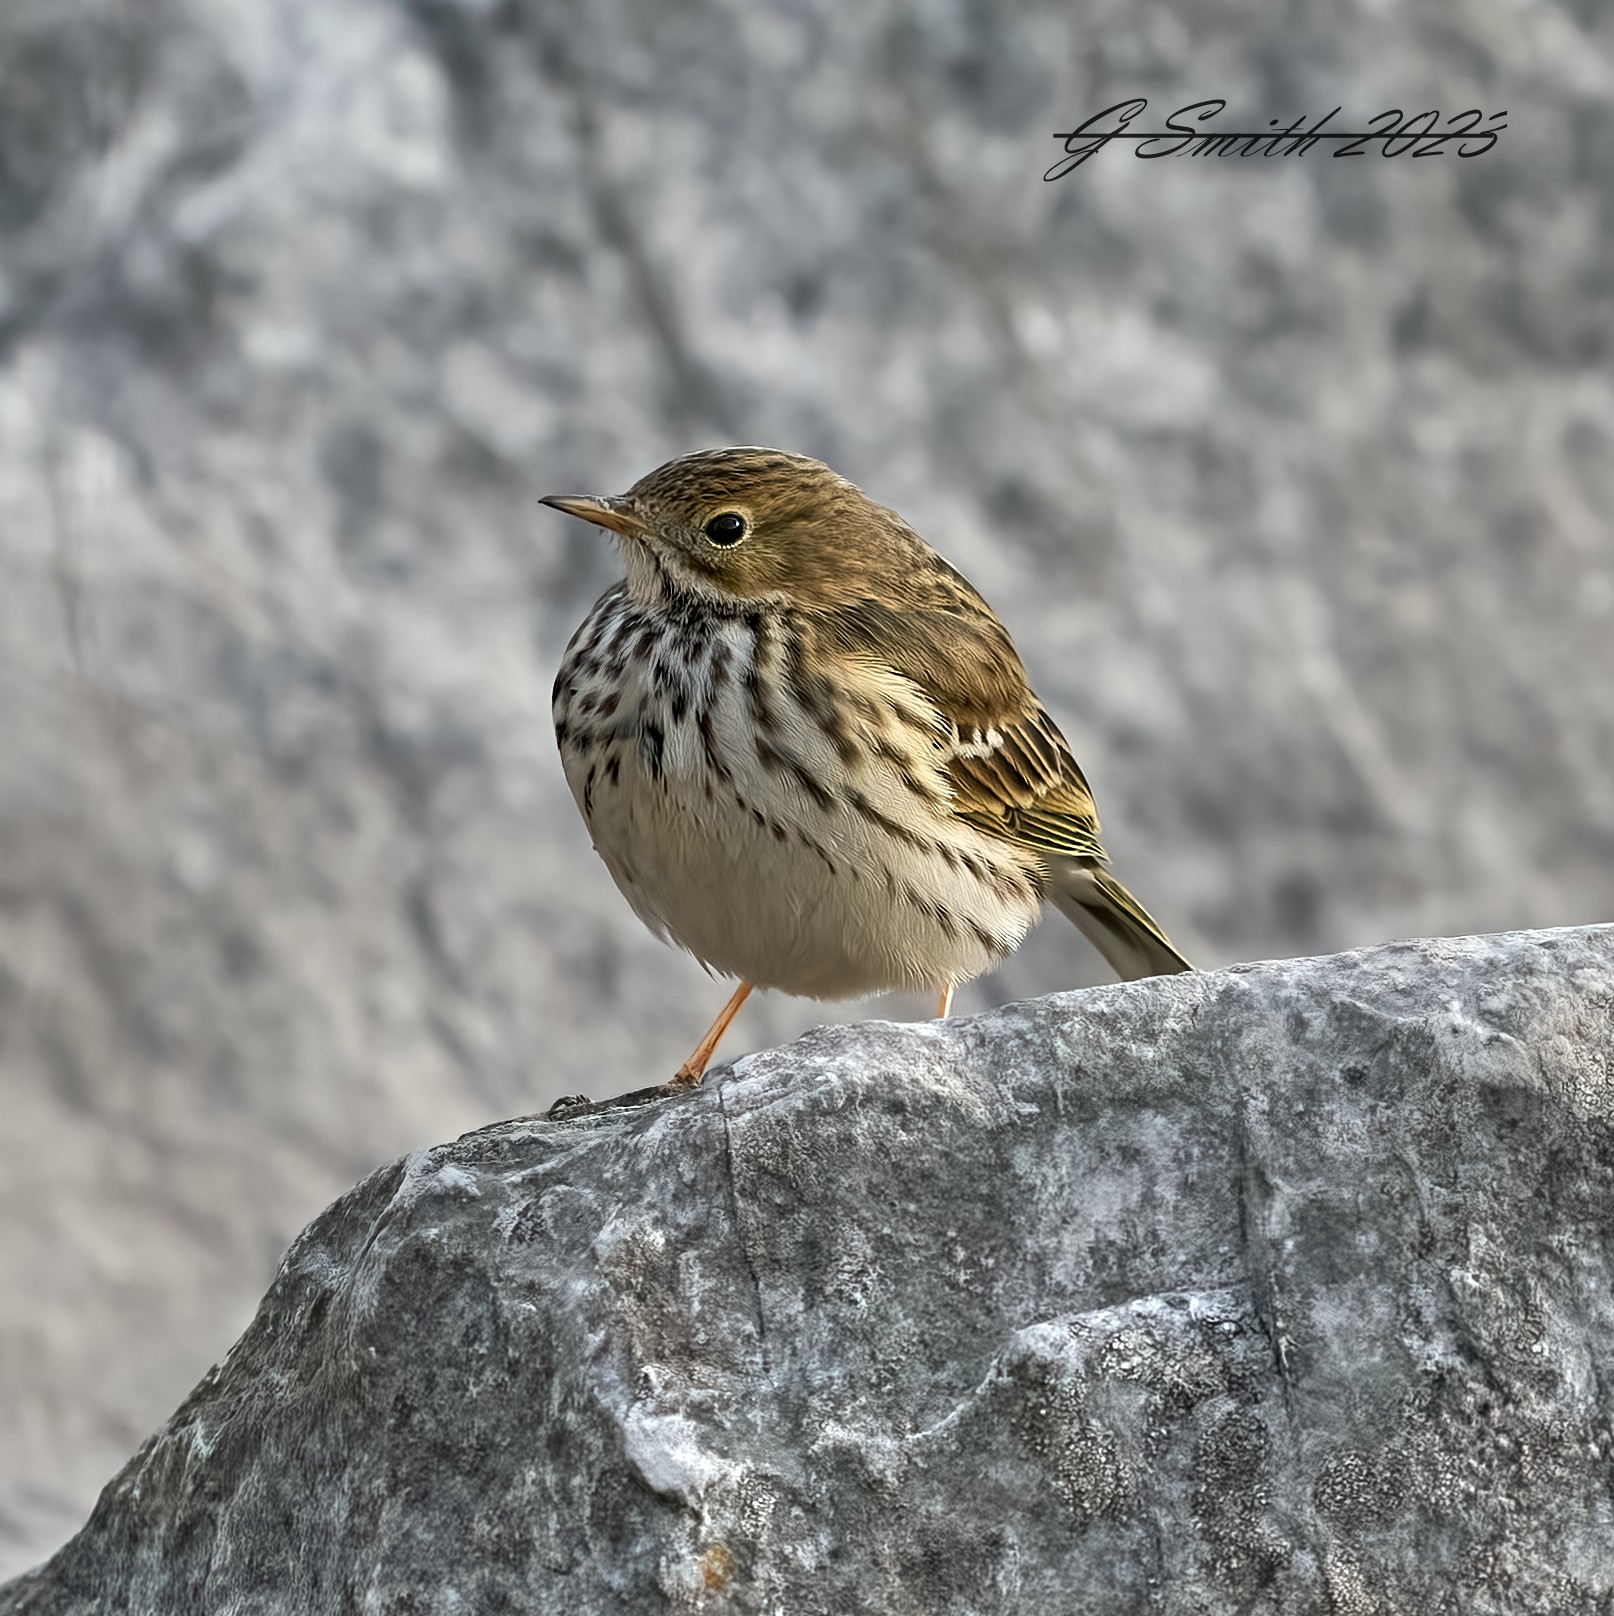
[
  {"x1": 641, "y1": 720, "x2": 666, "y2": 781},
  {"x1": 821, "y1": 706, "x2": 859, "y2": 765},
  {"x1": 789, "y1": 761, "x2": 836, "y2": 812},
  {"x1": 796, "y1": 828, "x2": 838, "y2": 874},
  {"x1": 747, "y1": 667, "x2": 774, "y2": 734},
  {"x1": 847, "y1": 787, "x2": 929, "y2": 853},
  {"x1": 697, "y1": 704, "x2": 735, "y2": 785}
]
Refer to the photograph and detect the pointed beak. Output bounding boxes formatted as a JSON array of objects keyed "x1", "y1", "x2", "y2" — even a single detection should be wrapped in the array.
[{"x1": 539, "y1": 493, "x2": 649, "y2": 541}]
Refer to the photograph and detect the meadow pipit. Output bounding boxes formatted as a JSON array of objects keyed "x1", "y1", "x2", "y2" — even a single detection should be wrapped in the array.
[{"x1": 544, "y1": 447, "x2": 1191, "y2": 1084}]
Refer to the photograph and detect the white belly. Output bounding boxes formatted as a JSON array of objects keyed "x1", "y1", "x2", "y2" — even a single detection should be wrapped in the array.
[{"x1": 555, "y1": 612, "x2": 1041, "y2": 999}]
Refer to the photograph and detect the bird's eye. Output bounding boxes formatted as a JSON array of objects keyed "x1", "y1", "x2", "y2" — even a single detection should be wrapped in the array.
[{"x1": 704, "y1": 512, "x2": 747, "y2": 547}]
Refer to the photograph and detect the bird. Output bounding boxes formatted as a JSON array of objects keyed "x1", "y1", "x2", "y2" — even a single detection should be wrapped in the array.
[{"x1": 542, "y1": 446, "x2": 1191, "y2": 1086}]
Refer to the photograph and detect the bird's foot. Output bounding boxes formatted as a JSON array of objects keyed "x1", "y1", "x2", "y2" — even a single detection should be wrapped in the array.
[
  {"x1": 543, "y1": 1082, "x2": 686, "y2": 1120},
  {"x1": 545, "y1": 1092, "x2": 594, "y2": 1119}
]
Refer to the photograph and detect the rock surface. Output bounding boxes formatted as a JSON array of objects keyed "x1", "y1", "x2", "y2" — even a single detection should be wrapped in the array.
[
  {"x1": 5, "y1": 0, "x2": 1614, "y2": 1574},
  {"x1": 5, "y1": 926, "x2": 1614, "y2": 1614}
]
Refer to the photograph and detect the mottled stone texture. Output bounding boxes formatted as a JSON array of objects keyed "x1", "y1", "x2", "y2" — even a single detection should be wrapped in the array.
[
  {"x1": 5, "y1": 927, "x2": 1614, "y2": 1614},
  {"x1": 6, "y1": 0, "x2": 1614, "y2": 1574}
]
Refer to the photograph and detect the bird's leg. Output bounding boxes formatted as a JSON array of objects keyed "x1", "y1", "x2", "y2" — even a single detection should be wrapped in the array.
[
  {"x1": 670, "y1": 980, "x2": 755, "y2": 1087},
  {"x1": 935, "y1": 982, "x2": 955, "y2": 1018}
]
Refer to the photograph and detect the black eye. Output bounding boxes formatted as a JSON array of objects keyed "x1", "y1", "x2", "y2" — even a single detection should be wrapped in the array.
[{"x1": 704, "y1": 512, "x2": 747, "y2": 547}]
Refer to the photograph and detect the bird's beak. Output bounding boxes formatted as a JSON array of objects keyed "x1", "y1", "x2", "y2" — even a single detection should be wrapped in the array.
[{"x1": 539, "y1": 493, "x2": 649, "y2": 541}]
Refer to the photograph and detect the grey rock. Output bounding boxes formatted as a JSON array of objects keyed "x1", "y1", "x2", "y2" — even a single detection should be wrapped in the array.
[
  {"x1": 5, "y1": 0, "x2": 1614, "y2": 1578},
  {"x1": 6, "y1": 926, "x2": 1614, "y2": 1614}
]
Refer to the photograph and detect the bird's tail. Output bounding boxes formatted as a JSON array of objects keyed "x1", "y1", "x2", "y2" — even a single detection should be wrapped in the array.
[{"x1": 1047, "y1": 862, "x2": 1193, "y2": 981}]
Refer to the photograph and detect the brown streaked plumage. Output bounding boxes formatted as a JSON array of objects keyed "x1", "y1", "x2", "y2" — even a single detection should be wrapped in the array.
[{"x1": 544, "y1": 446, "x2": 1191, "y2": 1084}]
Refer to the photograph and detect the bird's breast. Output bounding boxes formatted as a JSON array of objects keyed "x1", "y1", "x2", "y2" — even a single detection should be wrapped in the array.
[{"x1": 552, "y1": 595, "x2": 1043, "y2": 995}]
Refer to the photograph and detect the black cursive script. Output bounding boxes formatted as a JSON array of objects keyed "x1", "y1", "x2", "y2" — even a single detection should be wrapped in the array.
[{"x1": 1046, "y1": 99, "x2": 1507, "y2": 178}]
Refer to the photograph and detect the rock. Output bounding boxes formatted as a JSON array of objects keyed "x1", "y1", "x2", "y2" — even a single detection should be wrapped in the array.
[
  {"x1": 5, "y1": 926, "x2": 1614, "y2": 1614},
  {"x1": 6, "y1": 0, "x2": 1614, "y2": 1574}
]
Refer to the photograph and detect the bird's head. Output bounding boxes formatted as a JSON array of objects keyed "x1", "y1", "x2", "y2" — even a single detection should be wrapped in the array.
[{"x1": 541, "y1": 446, "x2": 923, "y2": 611}]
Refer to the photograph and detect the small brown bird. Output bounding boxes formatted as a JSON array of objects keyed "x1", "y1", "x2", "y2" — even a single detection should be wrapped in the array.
[{"x1": 544, "y1": 447, "x2": 1190, "y2": 1084}]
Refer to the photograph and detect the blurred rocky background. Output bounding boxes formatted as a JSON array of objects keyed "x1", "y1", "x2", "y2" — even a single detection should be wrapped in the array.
[{"x1": 0, "y1": 0, "x2": 1610, "y2": 1580}]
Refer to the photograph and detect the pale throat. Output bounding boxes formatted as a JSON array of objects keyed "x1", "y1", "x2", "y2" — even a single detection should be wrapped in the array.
[
  {"x1": 621, "y1": 539, "x2": 758, "y2": 617},
  {"x1": 615, "y1": 540, "x2": 670, "y2": 610}
]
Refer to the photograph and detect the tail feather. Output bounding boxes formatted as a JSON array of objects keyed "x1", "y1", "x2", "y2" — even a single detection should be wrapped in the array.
[{"x1": 1048, "y1": 863, "x2": 1193, "y2": 981}]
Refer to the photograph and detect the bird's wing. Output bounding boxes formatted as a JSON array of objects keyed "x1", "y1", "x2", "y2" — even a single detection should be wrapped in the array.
[{"x1": 813, "y1": 593, "x2": 1107, "y2": 865}]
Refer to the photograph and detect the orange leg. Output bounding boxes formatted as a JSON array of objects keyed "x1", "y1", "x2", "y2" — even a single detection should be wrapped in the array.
[
  {"x1": 671, "y1": 980, "x2": 755, "y2": 1086},
  {"x1": 935, "y1": 982, "x2": 955, "y2": 1018}
]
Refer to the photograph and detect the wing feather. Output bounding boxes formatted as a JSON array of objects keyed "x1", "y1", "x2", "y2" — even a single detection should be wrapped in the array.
[{"x1": 811, "y1": 592, "x2": 1106, "y2": 866}]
